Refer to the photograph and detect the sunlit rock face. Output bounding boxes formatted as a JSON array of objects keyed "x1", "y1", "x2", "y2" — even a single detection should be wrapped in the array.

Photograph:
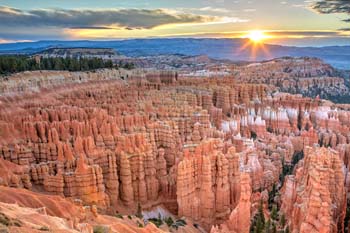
[
  {"x1": 176, "y1": 140, "x2": 242, "y2": 230},
  {"x1": 210, "y1": 172, "x2": 252, "y2": 233},
  {"x1": 280, "y1": 146, "x2": 346, "y2": 233},
  {"x1": 1, "y1": 67, "x2": 350, "y2": 232}
]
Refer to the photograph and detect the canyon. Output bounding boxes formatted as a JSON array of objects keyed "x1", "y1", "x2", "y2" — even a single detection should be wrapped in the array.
[{"x1": 0, "y1": 58, "x2": 350, "y2": 233}]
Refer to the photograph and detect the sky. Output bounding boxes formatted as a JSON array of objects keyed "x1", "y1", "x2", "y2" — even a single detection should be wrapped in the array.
[{"x1": 0, "y1": 0, "x2": 349, "y2": 46}]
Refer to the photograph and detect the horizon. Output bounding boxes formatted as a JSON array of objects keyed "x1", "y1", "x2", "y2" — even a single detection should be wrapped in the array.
[
  {"x1": 2, "y1": 37, "x2": 350, "y2": 48},
  {"x1": 0, "y1": 0, "x2": 349, "y2": 47}
]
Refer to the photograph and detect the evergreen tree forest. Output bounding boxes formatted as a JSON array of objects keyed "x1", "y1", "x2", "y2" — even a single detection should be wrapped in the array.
[{"x1": 0, "y1": 55, "x2": 134, "y2": 75}]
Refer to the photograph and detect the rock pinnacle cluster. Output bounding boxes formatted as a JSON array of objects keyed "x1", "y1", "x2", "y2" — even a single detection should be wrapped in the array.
[{"x1": 0, "y1": 64, "x2": 350, "y2": 233}]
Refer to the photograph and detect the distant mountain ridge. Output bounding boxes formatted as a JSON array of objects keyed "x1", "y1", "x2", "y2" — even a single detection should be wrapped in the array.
[{"x1": 0, "y1": 38, "x2": 349, "y2": 69}]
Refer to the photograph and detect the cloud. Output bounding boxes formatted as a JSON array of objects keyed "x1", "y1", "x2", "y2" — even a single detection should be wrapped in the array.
[
  {"x1": 69, "y1": 26, "x2": 115, "y2": 30},
  {"x1": 0, "y1": 39, "x2": 31, "y2": 44},
  {"x1": 0, "y1": 39, "x2": 13, "y2": 44},
  {"x1": 0, "y1": 6, "x2": 219, "y2": 29},
  {"x1": 270, "y1": 31, "x2": 340, "y2": 37},
  {"x1": 198, "y1": 7, "x2": 230, "y2": 13},
  {"x1": 311, "y1": 0, "x2": 350, "y2": 14},
  {"x1": 311, "y1": 0, "x2": 350, "y2": 23},
  {"x1": 169, "y1": 30, "x2": 348, "y2": 39},
  {"x1": 243, "y1": 9, "x2": 256, "y2": 12}
]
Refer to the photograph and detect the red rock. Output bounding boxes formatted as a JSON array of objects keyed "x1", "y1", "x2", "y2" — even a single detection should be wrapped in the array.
[
  {"x1": 1, "y1": 68, "x2": 350, "y2": 232},
  {"x1": 211, "y1": 172, "x2": 252, "y2": 233},
  {"x1": 280, "y1": 146, "x2": 346, "y2": 233}
]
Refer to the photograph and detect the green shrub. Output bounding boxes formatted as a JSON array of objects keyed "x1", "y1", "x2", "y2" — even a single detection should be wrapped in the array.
[
  {"x1": 148, "y1": 218, "x2": 163, "y2": 228},
  {"x1": 39, "y1": 226, "x2": 50, "y2": 231},
  {"x1": 175, "y1": 219, "x2": 187, "y2": 226},
  {"x1": 12, "y1": 220, "x2": 22, "y2": 227},
  {"x1": 136, "y1": 220, "x2": 143, "y2": 228},
  {"x1": 0, "y1": 213, "x2": 22, "y2": 228},
  {"x1": 0, "y1": 213, "x2": 10, "y2": 226},
  {"x1": 171, "y1": 219, "x2": 187, "y2": 229},
  {"x1": 164, "y1": 217, "x2": 174, "y2": 227},
  {"x1": 250, "y1": 131, "x2": 257, "y2": 140},
  {"x1": 93, "y1": 225, "x2": 108, "y2": 233}
]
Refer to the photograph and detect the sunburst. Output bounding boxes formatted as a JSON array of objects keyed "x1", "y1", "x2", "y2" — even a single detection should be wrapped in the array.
[
  {"x1": 236, "y1": 30, "x2": 272, "y2": 60},
  {"x1": 247, "y1": 30, "x2": 268, "y2": 43}
]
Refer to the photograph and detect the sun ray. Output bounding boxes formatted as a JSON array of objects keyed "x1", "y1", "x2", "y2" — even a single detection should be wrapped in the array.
[{"x1": 236, "y1": 30, "x2": 273, "y2": 60}]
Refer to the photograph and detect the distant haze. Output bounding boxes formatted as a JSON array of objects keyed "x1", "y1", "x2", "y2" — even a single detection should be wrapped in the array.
[{"x1": 0, "y1": 39, "x2": 349, "y2": 69}]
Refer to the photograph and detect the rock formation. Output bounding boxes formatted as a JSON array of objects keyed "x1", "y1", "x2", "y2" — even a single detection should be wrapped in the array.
[
  {"x1": 280, "y1": 146, "x2": 346, "y2": 233},
  {"x1": 0, "y1": 66, "x2": 350, "y2": 232},
  {"x1": 211, "y1": 172, "x2": 252, "y2": 233}
]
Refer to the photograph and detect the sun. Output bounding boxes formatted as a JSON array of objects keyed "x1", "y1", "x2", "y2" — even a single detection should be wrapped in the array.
[
  {"x1": 247, "y1": 30, "x2": 268, "y2": 43},
  {"x1": 237, "y1": 30, "x2": 272, "y2": 60}
]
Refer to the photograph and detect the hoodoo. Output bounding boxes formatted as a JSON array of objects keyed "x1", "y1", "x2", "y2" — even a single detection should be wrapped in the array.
[{"x1": 0, "y1": 66, "x2": 350, "y2": 232}]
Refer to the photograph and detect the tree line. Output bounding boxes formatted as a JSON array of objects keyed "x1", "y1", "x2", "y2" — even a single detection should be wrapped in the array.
[{"x1": 0, "y1": 55, "x2": 134, "y2": 75}]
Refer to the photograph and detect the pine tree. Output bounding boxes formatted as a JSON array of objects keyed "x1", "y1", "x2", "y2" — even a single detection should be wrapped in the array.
[
  {"x1": 285, "y1": 226, "x2": 290, "y2": 233},
  {"x1": 270, "y1": 205, "x2": 278, "y2": 221},
  {"x1": 272, "y1": 223, "x2": 277, "y2": 233},
  {"x1": 264, "y1": 219, "x2": 271, "y2": 233},
  {"x1": 0, "y1": 55, "x2": 116, "y2": 75},
  {"x1": 280, "y1": 213, "x2": 286, "y2": 227},
  {"x1": 136, "y1": 203, "x2": 143, "y2": 219},
  {"x1": 104, "y1": 60, "x2": 113, "y2": 68},
  {"x1": 54, "y1": 58, "x2": 64, "y2": 70},
  {"x1": 80, "y1": 58, "x2": 89, "y2": 71},
  {"x1": 268, "y1": 184, "x2": 277, "y2": 209},
  {"x1": 250, "y1": 200, "x2": 266, "y2": 233}
]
